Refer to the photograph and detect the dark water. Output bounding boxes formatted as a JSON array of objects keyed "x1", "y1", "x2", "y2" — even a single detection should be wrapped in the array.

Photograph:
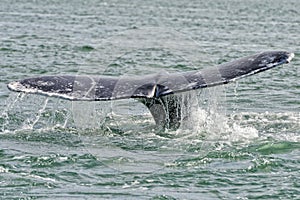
[{"x1": 0, "y1": 0, "x2": 299, "y2": 199}]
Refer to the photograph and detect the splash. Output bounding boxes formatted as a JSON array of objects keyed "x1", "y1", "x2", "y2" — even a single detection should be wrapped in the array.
[
  {"x1": 2, "y1": 86, "x2": 298, "y2": 145},
  {"x1": 0, "y1": 93, "x2": 22, "y2": 133},
  {"x1": 0, "y1": 93, "x2": 72, "y2": 134}
]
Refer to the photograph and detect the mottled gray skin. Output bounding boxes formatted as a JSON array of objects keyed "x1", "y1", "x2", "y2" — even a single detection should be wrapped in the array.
[{"x1": 7, "y1": 51, "x2": 294, "y2": 129}]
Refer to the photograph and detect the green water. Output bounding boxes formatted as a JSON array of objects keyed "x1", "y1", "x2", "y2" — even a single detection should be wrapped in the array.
[{"x1": 0, "y1": 0, "x2": 299, "y2": 199}]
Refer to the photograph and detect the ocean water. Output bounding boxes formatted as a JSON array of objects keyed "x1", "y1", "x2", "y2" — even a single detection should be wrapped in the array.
[{"x1": 0, "y1": 0, "x2": 299, "y2": 199}]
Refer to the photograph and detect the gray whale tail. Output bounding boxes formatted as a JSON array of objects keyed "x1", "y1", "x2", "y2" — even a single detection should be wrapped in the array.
[{"x1": 7, "y1": 51, "x2": 295, "y2": 129}]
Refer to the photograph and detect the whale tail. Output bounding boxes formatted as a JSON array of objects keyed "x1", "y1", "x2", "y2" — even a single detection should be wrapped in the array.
[{"x1": 7, "y1": 51, "x2": 294, "y2": 129}]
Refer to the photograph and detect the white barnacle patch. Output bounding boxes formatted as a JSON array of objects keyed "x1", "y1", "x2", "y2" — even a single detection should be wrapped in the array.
[
  {"x1": 7, "y1": 81, "x2": 22, "y2": 91},
  {"x1": 8, "y1": 81, "x2": 38, "y2": 93},
  {"x1": 64, "y1": 82, "x2": 73, "y2": 92},
  {"x1": 36, "y1": 80, "x2": 55, "y2": 87},
  {"x1": 65, "y1": 88, "x2": 72, "y2": 92}
]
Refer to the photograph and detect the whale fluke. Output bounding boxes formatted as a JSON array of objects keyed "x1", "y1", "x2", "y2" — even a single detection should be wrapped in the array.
[{"x1": 7, "y1": 51, "x2": 294, "y2": 129}]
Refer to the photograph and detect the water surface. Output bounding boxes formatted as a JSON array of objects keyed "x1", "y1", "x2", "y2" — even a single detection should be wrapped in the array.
[{"x1": 0, "y1": 0, "x2": 299, "y2": 199}]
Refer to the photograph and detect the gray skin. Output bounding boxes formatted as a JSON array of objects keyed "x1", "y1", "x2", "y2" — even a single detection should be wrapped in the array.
[{"x1": 7, "y1": 51, "x2": 294, "y2": 129}]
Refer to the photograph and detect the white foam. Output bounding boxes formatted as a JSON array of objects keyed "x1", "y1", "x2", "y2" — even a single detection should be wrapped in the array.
[{"x1": 0, "y1": 166, "x2": 8, "y2": 173}]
